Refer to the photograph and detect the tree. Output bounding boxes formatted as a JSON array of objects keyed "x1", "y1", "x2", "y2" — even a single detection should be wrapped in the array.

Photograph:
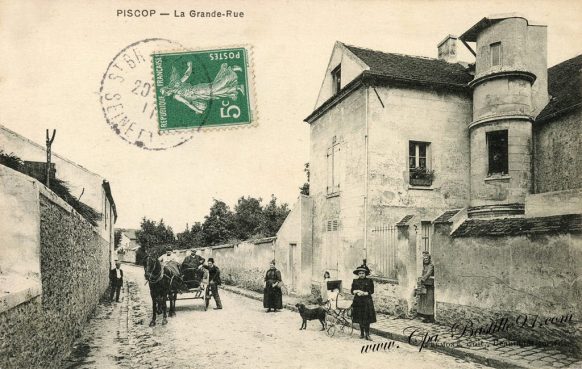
[
  {"x1": 201, "y1": 199, "x2": 235, "y2": 246},
  {"x1": 233, "y1": 196, "x2": 264, "y2": 240},
  {"x1": 300, "y1": 162, "x2": 310, "y2": 195},
  {"x1": 135, "y1": 217, "x2": 176, "y2": 255},
  {"x1": 176, "y1": 222, "x2": 204, "y2": 249},
  {"x1": 259, "y1": 195, "x2": 290, "y2": 237},
  {"x1": 114, "y1": 229, "x2": 122, "y2": 249}
]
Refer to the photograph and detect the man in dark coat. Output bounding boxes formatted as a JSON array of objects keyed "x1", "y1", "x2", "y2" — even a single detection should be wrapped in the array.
[
  {"x1": 351, "y1": 261, "x2": 376, "y2": 340},
  {"x1": 182, "y1": 249, "x2": 205, "y2": 287},
  {"x1": 263, "y1": 260, "x2": 283, "y2": 312},
  {"x1": 417, "y1": 251, "x2": 435, "y2": 323},
  {"x1": 109, "y1": 261, "x2": 123, "y2": 302},
  {"x1": 202, "y1": 258, "x2": 222, "y2": 309}
]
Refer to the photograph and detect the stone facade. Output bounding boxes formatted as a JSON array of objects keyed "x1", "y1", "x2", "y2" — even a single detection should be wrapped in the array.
[
  {"x1": 0, "y1": 188, "x2": 111, "y2": 368},
  {"x1": 301, "y1": 15, "x2": 581, "y2": 341},
  {"x1": 534, "y1": 109, "x2": 582, "y2": 193}
]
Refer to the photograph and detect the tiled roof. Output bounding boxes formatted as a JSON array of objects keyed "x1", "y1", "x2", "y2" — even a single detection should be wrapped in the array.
[
  {"x1": 433, "y1": 209, "x2": 461, "y2": 224},
  {"x1": 344, "y1": 44, "x2": 474, "y2": 88},
  {"x1": 120, "y1": 229, "x2": 138, "y2": 240},
  {"x1": 451, "y1": 214, "x2": 582, "y2": 238},
  {"x1": 396, "y1": 215, "x2": 415, "y2": 226},
  {"x1": 537, "y1": 54, "x2": 582, "y2": 122}
]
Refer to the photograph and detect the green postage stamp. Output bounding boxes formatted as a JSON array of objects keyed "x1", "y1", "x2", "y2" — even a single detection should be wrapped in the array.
[{"x1": 153, "y1": 47, "x2": 254, "y2": 131}]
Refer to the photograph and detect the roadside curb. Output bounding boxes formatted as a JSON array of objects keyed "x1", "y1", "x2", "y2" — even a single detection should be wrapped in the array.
[{"x1": 221, "y1": 284, "x2": 580, "y2": 369}]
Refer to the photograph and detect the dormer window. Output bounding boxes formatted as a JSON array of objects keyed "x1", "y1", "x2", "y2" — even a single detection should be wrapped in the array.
[
  {"x1": 332, "y1": 65, "x2": 341, "y2": 94},
  {"x1": 490, "y1": 42, "x2": 502, "y2": 67}
]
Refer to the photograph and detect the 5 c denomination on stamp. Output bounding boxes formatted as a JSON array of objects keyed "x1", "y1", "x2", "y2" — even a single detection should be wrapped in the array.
[
  {"x1": 153, "y1": 47, "x2": 254, "y2": 131},
  {"x1": 100, "y1": 38, "x2": 193, "y2": 150}
]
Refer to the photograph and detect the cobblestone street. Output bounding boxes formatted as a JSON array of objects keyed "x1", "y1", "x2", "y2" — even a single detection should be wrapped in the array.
[{"x1": 63, "y1": 264, "x2": 496, "y2": 369}]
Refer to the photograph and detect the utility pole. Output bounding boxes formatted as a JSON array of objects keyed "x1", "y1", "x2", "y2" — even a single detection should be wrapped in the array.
[{"x1": 45, "y1": 129, "x2": 56, "y2": 187}]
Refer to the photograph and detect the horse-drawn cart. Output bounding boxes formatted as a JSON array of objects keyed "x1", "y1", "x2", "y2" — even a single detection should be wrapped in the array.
[{"x1": 173, "y1": 266, "x2": 211, "y2": 310}]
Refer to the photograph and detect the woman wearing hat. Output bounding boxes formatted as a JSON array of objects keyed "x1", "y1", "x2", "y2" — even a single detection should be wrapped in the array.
[
  {"x1": 263, "y1": 260, "x2": 283, "y2": 312},
  {"x1": 351, "y1": 260, "x2": 376, "y2": 340}
]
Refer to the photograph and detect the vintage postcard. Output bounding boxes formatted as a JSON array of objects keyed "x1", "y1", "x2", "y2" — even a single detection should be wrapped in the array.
[{"x1": 1, "y1": 1, "x2": 581, "y2": 368}]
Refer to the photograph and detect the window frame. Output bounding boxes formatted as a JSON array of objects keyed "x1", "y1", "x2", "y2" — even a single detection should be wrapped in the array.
[
  {"x1": 408, "y1": 141, "x2": 432, "y2": 187},
  {"x1": 490, "y1": 42, "x2": 502, "y2": 67},
  {"x1": 331, "y1": 65, "x2": 341, "y2": 95},
  {"x1": 486, "y1": 130, "x2": 509, "y2": 176}
]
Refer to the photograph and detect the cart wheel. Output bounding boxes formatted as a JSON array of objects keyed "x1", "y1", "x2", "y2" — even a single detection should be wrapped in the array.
[
  {"x1": 326, "y1": 324, "x2": 336, "y2": 337},
  {"x1": 347, "y1": 322, "x2": 354, "y2": 336}
]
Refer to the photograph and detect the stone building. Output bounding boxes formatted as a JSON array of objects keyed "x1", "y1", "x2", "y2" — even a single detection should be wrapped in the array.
[
  {"x1": 303, "y1": 14, "x2": 581, "y2": 348},
  {"x1": 0, "y1": 127, "x2": 118, "y2": 367}
]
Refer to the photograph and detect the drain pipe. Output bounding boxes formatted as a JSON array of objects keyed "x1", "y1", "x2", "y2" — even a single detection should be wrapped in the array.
[{"x1": 364, "y1": 86, "x2": 369, "y2": 259}]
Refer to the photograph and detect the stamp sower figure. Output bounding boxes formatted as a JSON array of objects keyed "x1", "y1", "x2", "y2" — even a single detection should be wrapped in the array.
[
  {"x1": 202, "y1": 258, "x2": 223, "y2": 310},
  {"x1": 109, "y1": 261, "x2": 123, "y2": 302},
  {"x1": 418, "y1": 251, "x2": 435, "y2": 323},
  {"x1": 263, "y1": 260, "x2": 283, "y2": 312},
  {"x1": 351, "y1": 261, "x2": 376, "y2": 340}
]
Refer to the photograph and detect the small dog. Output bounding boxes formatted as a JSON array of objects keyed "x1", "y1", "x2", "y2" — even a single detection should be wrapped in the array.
[{"x1": 295, "y1": 303, "x2": 326, "y2": 330}]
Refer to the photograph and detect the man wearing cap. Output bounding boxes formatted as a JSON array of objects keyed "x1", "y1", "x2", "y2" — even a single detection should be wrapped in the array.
[
  {"x1": 158, "y1": 245, "x2": 179, "y2": 264},
  {"x1": 182, "y1": 249, "x2": 206, "y2": 286},
  {"x1": 202, "y1": 258, "x2": 223, "y2": 309},
  {"x1": 351, "y1": 260, "x2": 376, "y2": 340},
  {"x1": 417, "y1": 251, "x2": 435, "y2": 323}
]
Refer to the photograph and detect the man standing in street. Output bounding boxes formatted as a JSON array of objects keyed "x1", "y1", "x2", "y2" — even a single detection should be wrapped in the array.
[
  {"x1": 109, "y1": 261, "x2": 123, "y2": 302},
  {"x1": 203, "y1": 258, "x2": 223, "y2": 310}
]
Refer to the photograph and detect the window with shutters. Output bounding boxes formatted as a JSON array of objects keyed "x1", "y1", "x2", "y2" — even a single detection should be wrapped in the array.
[
  {"x1": 326, "y1": 136, "x2": 342, "y2": 196},
  {"x1": 322, "y1": 219, "x2": 339, "y2": 275}
]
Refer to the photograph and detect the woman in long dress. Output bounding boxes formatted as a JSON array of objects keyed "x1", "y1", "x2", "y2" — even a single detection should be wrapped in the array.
[
  {"x1": 263, "y1": 260, "x2": 283, "y2": 312},
  {"x1": 418, "y1": 251, "x2": 435, "y2": 323},
  {"x1": 351, "y1": 262, "x2": 377, "y2": 340}
]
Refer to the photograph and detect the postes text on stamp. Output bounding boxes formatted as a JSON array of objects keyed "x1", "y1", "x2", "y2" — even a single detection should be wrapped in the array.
[{"x1": 153, "y1": 48, "x2": 253, "y2": 131}]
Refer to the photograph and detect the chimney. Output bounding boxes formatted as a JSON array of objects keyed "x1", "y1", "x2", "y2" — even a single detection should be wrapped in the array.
[{"x1": 437, "y1": 35, "x2": 458, "y2": 63}]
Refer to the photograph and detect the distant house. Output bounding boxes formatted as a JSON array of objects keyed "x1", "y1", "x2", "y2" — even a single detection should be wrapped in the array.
[
  {"x1": 117, "y1": 229, "x2": 140, "y2": 264},
  {"x1": 300, "y1": 14, "x2": 581, "y2": 348}
]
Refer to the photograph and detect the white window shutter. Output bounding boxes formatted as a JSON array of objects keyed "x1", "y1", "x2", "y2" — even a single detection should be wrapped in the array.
[
  {"x1": 333, "y1": 144, "x2": 341, "y2": 192},
  {"x1": 327, "y1": 147, "x2": 333, "y2": 193}
]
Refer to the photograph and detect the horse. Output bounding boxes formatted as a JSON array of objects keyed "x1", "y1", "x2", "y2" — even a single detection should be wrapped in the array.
[{"x1": 144, "y1": 254, "x2": 183, "y2": 326}]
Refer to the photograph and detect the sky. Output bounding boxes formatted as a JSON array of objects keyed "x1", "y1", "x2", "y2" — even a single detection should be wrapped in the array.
[{"x1": 1, "y1": 0, "x2": 581, "y2": 231}]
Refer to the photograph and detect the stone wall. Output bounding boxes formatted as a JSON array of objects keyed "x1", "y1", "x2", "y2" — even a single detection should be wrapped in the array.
[
  {"x1": 0, "y1": 125, "x2": 114, "y2": 244},
  {"x1": 534, "y1": 109, "x2": 582, "y2": 193},
  {"x1": 432, "y1": 221, "x2": 582, "y2": 353},
  {"x1": 0, "y1": 183, "x2": 110, "y2": 368},
  {"x1": 199, "y1": 240, "x2": 275, "y2": 294}
]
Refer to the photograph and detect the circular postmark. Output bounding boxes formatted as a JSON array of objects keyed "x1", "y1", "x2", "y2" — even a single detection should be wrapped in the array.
[{"x1": 100, "y1": 38, "x2": 193, "y2": 150}]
